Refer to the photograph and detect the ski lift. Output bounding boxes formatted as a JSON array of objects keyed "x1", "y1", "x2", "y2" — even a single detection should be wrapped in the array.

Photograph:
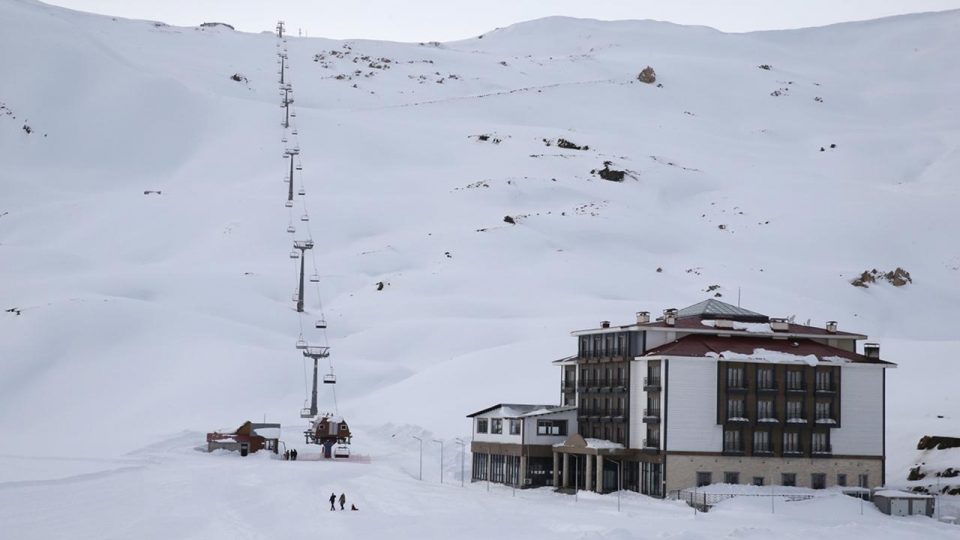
[
  {"x1": 284, "y1": 200, "x2": 293, "y2": 208},
  {"x1": 300, "y1": 214, "x2": 310, "y2": 222},
  {"x1": 291, "y1": 113, "x2": 297, "y2": 118},
  {"x1": 300, "y1": 407, "x2": 314, "y2": 419},
  {"x1": 323, "y1": 373, "x2": 336, "y2": 384},
  {"x1": 295, "y1": 165, "x2": 303, "y2": 171},
  {"x1": 282, "y1": 137, "x2": 288, "y2": 143},
  {"x1": 315, "y1": 318, "x2": 326, "y2": 329},
  {"x1": 292, "y1": 291, "x2": 300, "y2": 302},
  {"x1": 292, "y1": 130, "x2": 298, "y2": 135},
  {"x1": 287, "y1": 225, "x2": 296, "y2": 233},
  {"x1": 334, "y1": 445, "x2": 350, "y2": 459},
  {"x1": 298, "y1": 188, "x2": 306, "y2": 196},
  {"x1": 309, "y1": 273, "x2": 320, "y2": 283},
  {"x1": 295, "y1": 339, "x2": 308, "y2": 350},
  {"x1": 289, "y1": 251, "x2": 300, "y2": 259}
]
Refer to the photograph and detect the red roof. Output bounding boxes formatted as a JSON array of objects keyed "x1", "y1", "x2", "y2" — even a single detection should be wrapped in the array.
[
  {"x1": 642, "y1": 334, "x2": 892, "y2": 365},
  {"x1": 633, "y1": 317, "x2": 864, "y2": 337}
]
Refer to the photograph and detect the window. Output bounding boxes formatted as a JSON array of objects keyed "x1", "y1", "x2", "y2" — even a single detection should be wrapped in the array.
[
  {"x1": 783, "y1": 431, "x2": 801, "y2": 454},
  {"x1": 579, "y1": 336, "x2": 588, "y2": 357},
  {"x1": 727, "y1": 399, "x2": 745, "y2": 419},
  {"x1": 604, "y1": 335, "x2": 613, "y2": 356},
  {"x1": 616, "y1": 426, "x2": 624, "y2": 444},
  {"x1": 786, "y1": 400, "x2": 804, "y2": 421},
  {"x1": 815, "y1": 402, "x2": 833, "y2": 421},
  {"x1": 811, "y1": 473, "x2": 826, "y2": 489},
  {"x1": 858, "y1": 474, "x2": 869, "y2": 488},
  {"x1": 781, "y1": 473, "x2": 796, "y2": 487},
  {"x1": 752, "y1": 476, "x2": 765, "y2": 486},
  {"x1": 723, "y1": 430, "x2": 742, "y2": 452},
  {"x1": 509, "y1": 419, "x2": 521, "y2": 435},
  {"x1": 815, "y1": 370, "x2": 833, "y2": 391},
  {"x1": 786, "y1": 370, "x2": 803, "y2": 390},
  {"x1": 696, "y1": 472, "x2": 712, "y2": 487},
  {"x1": 477, "y1": 419, "x2": 488, "y2": 433},
  {"x1": 753, "y1": 430, "x2": 771, "y2": 453},
  {"x1": 491, "y1": 418, "x2": 503, "y2": 435},
  {"x1": 472, "y1": 453, "x2": 488, "y2": 480},
  {"x1": 536, "y1": 420, "x2": 567, "y2": 436},
  {"x1": 593, "y1": 336, "x2": 601, "y2": 358},
  {"x1": 812, "y1": 431, "x2": 830, "y2": 453},
  {"x1": 837, "y1": 473, "x2": 848, "y2": 487},
  {"x1": 724, "y1": 472, "x2": 740, "y2": 485},
  {"x1": 727, "y1": 366, "x2": 744, "y2": 388},
  {"x1": 757, "y1": 367, "x2": 775, "y2": 389},
  {"x1": 758, "y1": 400, "x2": 775, "y2": 420}
]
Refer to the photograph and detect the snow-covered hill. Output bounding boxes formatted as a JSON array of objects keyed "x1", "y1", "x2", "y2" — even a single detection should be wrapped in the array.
[{"x1": 1, "y1": 0, "x2": 958, "y2": 513}]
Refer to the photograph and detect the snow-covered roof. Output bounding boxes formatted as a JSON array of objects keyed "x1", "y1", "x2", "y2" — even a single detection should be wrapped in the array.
[
  {"x1": 518, "y1": 406, "x2": 576, "y2": 418},
  {"x1": 642, "y1": 335, "x2": 894, "y2": 365},
  {"x1": 466, "y1": 403, "x2": 561, "y2": 418},
  {"x1": 584, "y1": 438, "x2": 625, "y2": 450},
  {"x1": 677, "y1": 299, "x2": 767, "y2": 321},
  {"x1": 874, "y1": 490, "x2": 933, "y2": 499}
]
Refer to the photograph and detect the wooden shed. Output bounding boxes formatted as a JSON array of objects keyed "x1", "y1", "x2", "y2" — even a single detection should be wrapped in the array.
[{"x1": 207, "y1": 421, "x2": 281, "y2": 456}]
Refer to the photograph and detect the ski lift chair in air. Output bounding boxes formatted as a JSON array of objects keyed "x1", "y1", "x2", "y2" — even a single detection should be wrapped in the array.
[
  {"x1": 315, "y1": 318, "x2": 326, "y2": 329},
  {"x1": 334, "y1": 445, "x2": 350, "y2": 458}
]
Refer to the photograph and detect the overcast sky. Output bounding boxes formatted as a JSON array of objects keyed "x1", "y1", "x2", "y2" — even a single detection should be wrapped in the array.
[{"x1": 44, "y1": 0, "x2": 960, "y2": 42}]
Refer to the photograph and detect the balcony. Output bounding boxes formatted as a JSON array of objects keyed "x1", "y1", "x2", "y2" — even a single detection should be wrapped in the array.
[
  {"x1": 642, "y1": 438, "x2": 660, "y2": 451},
  {"x1": 757, "y1": 384, "x2": 778, "y2": 394},
  {"x1": 811, "y1": 445, "x2": 833, "y2": 456},
  {"x1": 643, "y1": 376, "x2": 661, "y2": 391},
  {"x1": 643, "y1": 408, "x2": 661, "y2": 423},
  {"x1": 814, "y1": 384, "x2": 836, "y2": 394},
  {"x1": 786, "y1": 384, "x2": 806, "y2": 393},
  {"x1": 562, "y1": 381, "x2": 577, "y2": 392}
]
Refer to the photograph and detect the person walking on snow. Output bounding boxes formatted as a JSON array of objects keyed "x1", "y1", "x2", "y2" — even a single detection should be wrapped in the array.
[
  {"x1": 328, "y1": 492, "x2": 336, "y2": 511},
  {"x1": 339, "y1": 493, "x2": 346, "y2": 510}
]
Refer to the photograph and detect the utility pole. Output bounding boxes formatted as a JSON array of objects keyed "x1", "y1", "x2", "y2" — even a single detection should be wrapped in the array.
[
  {"x1": 412, "y1": 436, "x2": 423, "y2": 480},
  {"x1": 433, "y1": 439, "x2": 444, "y2": 484},
  {"x1": 293, "y1": 240, "x2": 313, "y2": 312},
  {"x1": 454, "y1": 438, "x2": 465, "y2": 487},
  {"x1": 284, "y1": 147, "x2": 299, "y2": 201},
  {"x1": 300, "y1": 345, "x2": 329, "y2": 417}
]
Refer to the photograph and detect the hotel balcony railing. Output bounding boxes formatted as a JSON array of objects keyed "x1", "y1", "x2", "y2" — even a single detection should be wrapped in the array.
[
  {"x1": 643, "y1": 408, "x2": 661, "y2": 423},
  {"x1": 814, "y1": 384, "x2": 837, "y2": 393},
  {"x1": 786, "y1": 383, "x2": 806, "y2": 393},
  {"x1": 643, "y1": 376, "x2": 661, "y2": 391},
  {"x1": 642, "y1": 438, "x2": 660, "y2": 450},
  {"x1": 812, "y1": 445, "x2": 833, "y2": 455}
]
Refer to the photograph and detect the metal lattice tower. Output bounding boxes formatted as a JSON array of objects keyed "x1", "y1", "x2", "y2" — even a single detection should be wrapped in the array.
[{"x1": 281, "y1": 83, "x2": 294, "y2": 128}]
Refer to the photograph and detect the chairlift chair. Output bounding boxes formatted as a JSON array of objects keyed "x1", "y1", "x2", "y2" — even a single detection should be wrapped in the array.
[
  {"x1": 282, "y1": 137, "x2": 288, "y2": 143},
  {"x1": 315, "y1": 319, "x2": 326, "y2": 329},
  {"x1": 295, "y1": 339, "x2": 308, "y2": 350},
  {"x1": 334, "y1": 445, "x2": 350, "y2": 459},
  {"x1": 284, "y1": 200, "x2": 294, "y2": 208},
  {"x1": 295, "y1": 165, "x2": 303, "y2": 171},
  {"x1": 298, "y1": 188, "x2": 305, "y2": 196},
  {"x1": 300, "y1": 215, "x2": 310, "y2": 222},
  {"x1": 300, "y1": 407, "x2": 314, "y2": 419},
  {"x1": 292, "y1": 130, "x2": 298, "y2": 135},
  {"x1": 289, "y1": 251, "x2": 300, "y2": 259},
  {"x1": 291, "y1": 292, "x2": 299, "y2": 302},
  {"x1": 309, "y1": 274, "x2": 320, "y2": 283},
  {"x1": 287, "y1": 225, "x2": 296, "y2": 233},
  {"x1": 323, "y1": 373, "x2": 336, "y2": 384}
]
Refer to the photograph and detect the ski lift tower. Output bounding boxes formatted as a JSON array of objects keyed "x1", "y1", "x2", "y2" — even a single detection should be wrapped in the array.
[
  {"x1": 300, "y1": 345, "x2": 330, "y2": 418},
  {"x1": 283, "y1": 147, "x2": 300, "y2": 202},
  {"x1": 281, "y1": 85, "x2": 294, "y2": 129},
  {"x1": 278, "y1": 51, "x2": 287, "y2": 85},
  {"x1": 293, "y1": 239, "x2": 314, "y2": 312},
  {"x1": 276, "y1": 20, "x2": 285, "y2": 39}
]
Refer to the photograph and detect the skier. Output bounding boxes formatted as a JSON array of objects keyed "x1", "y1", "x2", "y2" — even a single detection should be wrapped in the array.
[
  {"x1": 339, "y1": 493, "x2": 346, "y2": 510},
  {"x1": 328, "y1": 492, "x2": 336, "y2": 511}
]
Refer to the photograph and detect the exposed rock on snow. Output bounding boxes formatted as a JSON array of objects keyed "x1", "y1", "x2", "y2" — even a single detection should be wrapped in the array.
[{"x1": 637, "y1": 66, "x2": 656, "y2": 84}]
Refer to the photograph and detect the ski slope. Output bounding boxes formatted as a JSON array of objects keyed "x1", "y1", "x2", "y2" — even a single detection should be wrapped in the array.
[{"x1": 0, "y1": 0, "x2": 959, "y2": 536}]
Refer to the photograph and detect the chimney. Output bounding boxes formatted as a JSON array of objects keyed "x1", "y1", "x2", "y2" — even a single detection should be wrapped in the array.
[
  {"x1": 636, "y1": 311, "x2": 650, "y2": 324},
  {"x1": 770, "y1": 317, "x2": 789, "y2": 331},
  {"x1": 826, "y1": 321, "x2": 838, "y2": 334},
  {"x1": 601, "y1": 320, "x2": 610, "y2": 329},
  {"x1": 864, "y1": 343, "x2": 880, "y2": 358},
  {"x1": 714, "y1": 319, "x2": 734, "y2": 329},
  {"x1": 663, "y1": 308, "x2": 677, "y2": 327}
]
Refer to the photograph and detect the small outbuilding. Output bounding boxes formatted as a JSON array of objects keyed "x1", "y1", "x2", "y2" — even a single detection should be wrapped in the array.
[
  {"x1": 873, "y1": 489, "x2": 935, "y2": 517},
  {"x1": 207, "y1": 421, "x2": 281, "y2": 456}
]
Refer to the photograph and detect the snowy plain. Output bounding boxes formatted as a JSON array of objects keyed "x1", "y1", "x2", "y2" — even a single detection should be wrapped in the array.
[{"x1": 0, "y1": 0, "x2": 959, "y2": 537}]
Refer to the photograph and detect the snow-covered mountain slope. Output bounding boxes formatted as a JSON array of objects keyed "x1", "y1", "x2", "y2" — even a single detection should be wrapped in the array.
[{"x1": 1, "y1": 0, "x2": 958, "y2": 493}]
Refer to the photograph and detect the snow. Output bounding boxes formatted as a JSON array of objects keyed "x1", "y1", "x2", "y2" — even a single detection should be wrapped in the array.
[
  {"x1": 0, "y1": 0, "x2": 959, "y2": 537},
  {"x1": 706, "y1": 349, "x2": 822, "y2": 365},
  {"x1": 875, "y1": 490, "x2": 933, "y2": 499},
  {"x1": 585, "y1": 438, "x2": 625, "y2": 449},
  {"x1": 701, "y1": 320, "x2": 774, "y2": 333}
]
